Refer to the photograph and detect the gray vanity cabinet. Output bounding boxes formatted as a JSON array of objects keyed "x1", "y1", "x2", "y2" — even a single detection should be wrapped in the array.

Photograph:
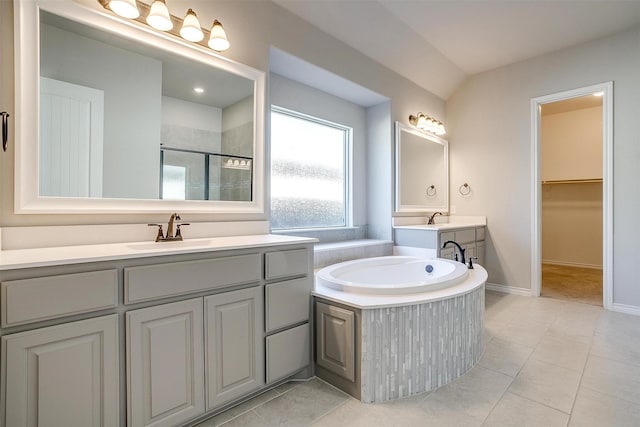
[
  {"x1": 126, "y1": 298, "x2": 205, "y2": 427},
  {"x1": 1, "y1": 314, "x2": 119, "y2": 427},
  {"x1": 0, "y1": 240, "x2": 314, "y2": 427},
  {"x1": 394, "y1": 226, "x2": 486, "y2": 266},
  {"x1": 264, "y1": 249, "x2": 313, "y2": 384},
  {"x1": 205, "y1": 286, "x2": 264, "y2": 409}
]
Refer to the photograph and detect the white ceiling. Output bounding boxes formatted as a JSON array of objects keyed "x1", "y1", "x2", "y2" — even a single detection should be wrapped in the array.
[{"x1": 274, "y1": 0, "x2": 640, "y2": 100}]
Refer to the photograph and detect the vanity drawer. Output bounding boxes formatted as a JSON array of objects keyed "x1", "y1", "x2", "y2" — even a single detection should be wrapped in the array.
[
  {"x1": 1, "y1": 270, "x2": 118, "y2": 327},
  {"x1": 265, "y1": 278, "x2": 312, "y2": 332},
  {"x1": 265, "y1": 323, "x2": 310, "y2": 383},
  {"x1": 264, "y1": 249, "x2": 309, "y2": 280},
  {"x1": 125, "y1": 254, "x2": 261, "y2": 304},
  {"x1": 440, "y1": 228, "x2": 476, "y2": 245}
]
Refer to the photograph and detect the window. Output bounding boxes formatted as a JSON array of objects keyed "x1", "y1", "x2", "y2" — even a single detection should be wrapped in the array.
[{"x1": 270, "y1": 107, "x2": 351, "y2": 230}]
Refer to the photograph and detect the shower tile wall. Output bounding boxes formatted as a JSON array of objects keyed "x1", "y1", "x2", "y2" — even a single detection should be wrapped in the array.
[{"x1": 221, "y1": 121, "x2": 253, "y2": 201}]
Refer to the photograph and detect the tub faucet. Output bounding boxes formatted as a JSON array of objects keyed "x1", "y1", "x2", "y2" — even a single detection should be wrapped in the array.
[
  {"x1": 442, "y1": 240, "x2": 466, "y2": 265},
  {"x1": 427, "y1": 212, "x2": 443, "y2": 225}
]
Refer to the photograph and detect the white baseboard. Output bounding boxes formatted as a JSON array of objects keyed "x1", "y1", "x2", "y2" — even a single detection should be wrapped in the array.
[
  {"x1": 542, "y1": 260, "x2": 603, "y2": 270},
  {"x1": 612, "y1": 303, "x2": 640, "y2": 316},
  {"x1": 486, "y1": 282, "x2": 533, "y2": 296}
]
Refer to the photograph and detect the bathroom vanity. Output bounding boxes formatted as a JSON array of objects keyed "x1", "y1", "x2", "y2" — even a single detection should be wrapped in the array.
[
  {"x1": 393, "y1": 217, "x2": 487, "y2": 265},
  {"x1": 0, "y1": 235, "x2": 315, "y2": 427}
]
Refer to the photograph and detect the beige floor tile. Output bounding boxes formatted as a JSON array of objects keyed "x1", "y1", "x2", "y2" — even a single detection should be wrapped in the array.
[
  {"x1": 590, "y1": 325, "x2": 640, "y2": 366},
  {"x1": 478, "y1": 338, "x2": 534, "y2": 377},
  {"x1": 569, "y1": 386, "x2": 640, "y2": 427},
  {"x1": 493, "y1": 318, "x2": 550, "y2": 348},
  {"x1": 531, "y1": 335, "x2": 590, "y2": 372},
  {"x1": 419, "y1": 366, "x2": 512, "y2": 421},
  {"x1": 200, "y1": 390, "x2": 280, "y2": 426},
  {"x1": 311, "y1": 398, "x2": 438, "y2": 427},
  {"x1": 508, "y1": 358, "x2": 581, "y2": 413},
  {"x1": 483, "y1": 392, "x2": 569, "y2": 427},
  {"x1": 215, "y1": 410, "x2": 264, "y2": 427},
  {"x1": 252, "y1": 378, "x2": 350, "y2": 426},
  {"x1": 582, "y1": 355, "x2": 640, "y2": 404}
]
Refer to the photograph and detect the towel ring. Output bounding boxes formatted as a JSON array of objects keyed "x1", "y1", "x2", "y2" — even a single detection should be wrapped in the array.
[
  {"x1": 426, "y1": 185, "x2": 436, "y2": 197},
  {"x1": 459, "y1": 183, "x2": 471, "y2": 196},
  {"x1": 1, "y1": 112, "x2": 9, "y2": 152}
]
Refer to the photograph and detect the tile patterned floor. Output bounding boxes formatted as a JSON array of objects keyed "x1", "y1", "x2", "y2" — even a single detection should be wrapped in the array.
[{"x1": 195, "y1": 291, "x2": 640, "y2": 427}]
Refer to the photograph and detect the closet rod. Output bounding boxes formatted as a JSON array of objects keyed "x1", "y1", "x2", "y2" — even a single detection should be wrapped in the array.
[{"x1": 542, "y1": 179, "x2": 602, "y2": 185}]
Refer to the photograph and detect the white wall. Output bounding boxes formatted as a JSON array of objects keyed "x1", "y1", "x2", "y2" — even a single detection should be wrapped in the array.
[
  {"x1": 542, "y1": 182, "x2": 602, "y2": 268},
  {"x1": 447, "y1": 25, "x2": 640, "y2": 307},
  {"x1": 41, "y1": 22, "x2": 161, "y2": 199},
  {"x1": 269, "y1": 73, "x2": 368, "y2": 230},
  {"x1": 541, "y1": 106, "x2": 602, "y2": 268},
  {"x1": 541, "y1": 106, "x2": 602, "y2": 181}
]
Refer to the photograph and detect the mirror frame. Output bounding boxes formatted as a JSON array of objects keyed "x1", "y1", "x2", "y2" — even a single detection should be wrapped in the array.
[
  {"x1": 394, "y1": 121, "x2": 449, "y2": 214},
  {"x1": 14, "y1": 0, "x2": 266, "y2": 214}
]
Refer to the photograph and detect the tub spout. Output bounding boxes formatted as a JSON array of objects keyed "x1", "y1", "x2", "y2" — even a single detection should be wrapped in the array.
[{"x1": 442, "y1": 240, "x2": 466, "y2": 266}]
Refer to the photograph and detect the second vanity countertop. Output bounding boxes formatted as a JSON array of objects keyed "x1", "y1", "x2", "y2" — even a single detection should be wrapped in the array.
[
  {"x1": 393, "y1": 215, "x2": 486, "y2": 231},
  {"x1": 0, "y1": 234, "x2": 317, "y2": 271}
]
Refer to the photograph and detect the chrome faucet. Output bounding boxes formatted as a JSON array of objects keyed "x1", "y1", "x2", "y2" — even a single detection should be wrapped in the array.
[
  {"x1": 427, "y1": 211, "x2": 443, "y2": 225},
  {"x1": 148, "y1": 213, "x2": 190, "y2": 242},
  {"x1": 442, "y1": 240, "x2": 466, "y2": 265}
]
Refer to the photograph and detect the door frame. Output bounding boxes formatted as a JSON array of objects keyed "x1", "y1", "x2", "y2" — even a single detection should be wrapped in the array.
[{"x1": 530, "y1": 82, "x2": 613, "y2": 309}]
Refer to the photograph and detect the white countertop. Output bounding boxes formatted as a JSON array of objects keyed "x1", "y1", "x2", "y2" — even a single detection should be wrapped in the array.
[
  {"x1": 313, "y1": 264, "x2": 487, "y2": 309},
  {"x1": 393, "y1": 215, "x2": 486, "y2": 231},
  {"x1": 0, "y1": 234, "x2": 317, "y2": 270}
]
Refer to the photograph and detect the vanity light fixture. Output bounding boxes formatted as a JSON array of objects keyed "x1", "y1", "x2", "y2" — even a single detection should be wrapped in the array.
[
  {"x1": 409, "y1": 113, "x2": 446, "y2": 136},
  {"x1": 147, "y1": 0, "x2": 172, "y2": 31},
  {"x1": 208, "y1": 19, "x2": 230, "y2": 52},
  {"x1": 180, "y1": 9, "x2": 204, "y2": 42},
  {"x1": 108, "y1": 0, "x2": 140, "y2": 18},
  {"x1": 98, "y1": 0, "x2": 230, "y2": 52}
]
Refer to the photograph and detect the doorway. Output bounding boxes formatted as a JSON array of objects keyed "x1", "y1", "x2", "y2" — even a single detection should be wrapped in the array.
[{"x1": 531, "y1": 82, "x2": 613, "y2": 309}]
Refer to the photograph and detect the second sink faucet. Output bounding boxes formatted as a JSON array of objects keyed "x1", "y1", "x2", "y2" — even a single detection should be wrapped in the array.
[{"x1": 427, "y1": 211, "x2": 443, "y2": 225}]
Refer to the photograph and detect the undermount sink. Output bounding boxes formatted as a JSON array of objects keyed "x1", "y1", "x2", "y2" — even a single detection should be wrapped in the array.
[{"x1": 126, "y1": 239, "x2": 214, "y2": 251}]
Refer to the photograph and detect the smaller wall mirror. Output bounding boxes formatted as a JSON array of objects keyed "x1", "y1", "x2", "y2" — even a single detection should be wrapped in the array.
[{"x1": 394, "y1": 121, "x2": 449, "y2": 214}]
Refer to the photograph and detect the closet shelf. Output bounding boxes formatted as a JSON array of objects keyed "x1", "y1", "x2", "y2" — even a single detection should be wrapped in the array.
[{"x1": 542, "y1": 179, "x2": 602, "y2": 185}]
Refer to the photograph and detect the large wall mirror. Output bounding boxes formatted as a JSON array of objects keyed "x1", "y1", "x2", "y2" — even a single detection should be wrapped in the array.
[
  {"x1": 14, "y1": 0, "x2": 265, "y2": 214},
  {"x1": 394, "y1": 122, "x2": 449, "y2": 214}
]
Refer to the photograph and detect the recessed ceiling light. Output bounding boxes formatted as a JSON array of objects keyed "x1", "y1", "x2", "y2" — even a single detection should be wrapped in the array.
[
  {"x1": 194, "y1": 87, "x2": 205, "y2": 94},
  {"x1": 593, "y1": 92, "x2": 604, "y2": 97}
]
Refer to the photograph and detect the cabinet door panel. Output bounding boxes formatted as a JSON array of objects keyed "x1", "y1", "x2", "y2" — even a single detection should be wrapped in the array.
[
  {"x1": 127, "y1": 298, "x2": 204, "y2": 427},
  {"x1": 316, "y1": 302, "x2": 355, "y2": 382},
  {"x1": 2, "y1": 314, "x2": 119, "y2": 427},
  {"x1": 205, "y1": 287, "x2": 264, "y2": 410}
]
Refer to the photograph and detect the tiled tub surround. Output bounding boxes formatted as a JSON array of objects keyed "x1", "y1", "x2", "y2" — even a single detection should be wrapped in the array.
[
  {"x1": 314, "y1": 261, "x2": 487, "y2": 403},
  {"x1": 361, "y1": 286, "x2": 485, "y2": 403}
]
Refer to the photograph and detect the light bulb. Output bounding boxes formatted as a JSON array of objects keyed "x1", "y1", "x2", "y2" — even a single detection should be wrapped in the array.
[
  {"x1": 109, "y1": 0, "x2": 140, "y2": 19},
  {"x1": 147, "y1": 0, "x2": 172, "y2": 31},
  {"x1": 208, "y1": 19, "x2": 230, "y2": 51},
  {"x1": 180, "y1": 9, "x2": 204, "y2": 42},
  {"x1": 416, "y1": 113, "x2": 427, "y2": 129}
]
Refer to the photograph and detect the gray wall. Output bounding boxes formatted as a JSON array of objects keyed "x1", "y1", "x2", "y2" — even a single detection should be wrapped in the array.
[
  {"x1": 446, "y1": 25, "x2": 640, "y2": 307},
  {"x1": 41, "y1": 23, "x2": 161, "y2": 199}
]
